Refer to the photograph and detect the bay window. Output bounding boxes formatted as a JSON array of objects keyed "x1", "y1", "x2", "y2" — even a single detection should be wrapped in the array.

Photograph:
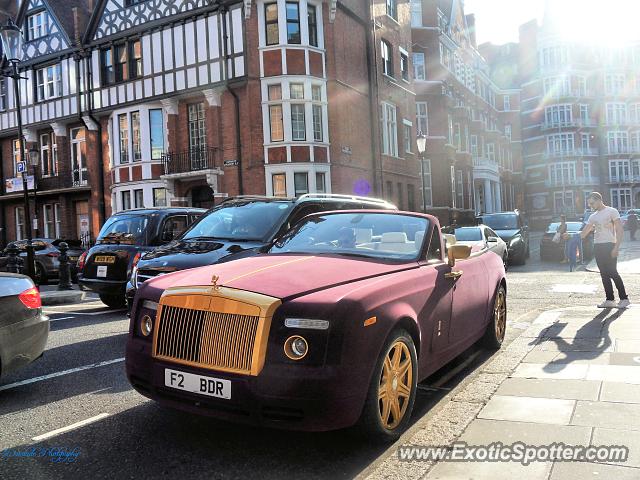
[
  {"x1": 149, "y1": 109, "x2": 165, "y2": 160},
  {"x1": 294, "y1": 172, "x2": 309, "y2": 196},
  {"x1": 291, "y1": 104, "x2": 306, "y2": 140},
  {"x1": 307, "y1": 4, "x2": 318, "y2": 47},
  {"x1": 265, "y1": 3, "x2": 279, "y2": 45},
  {"x1": 119, "y1": 114, "x2": 129, "y2": 164},
  {"x1": 286, "y1": 2, "x2": 301, "y2": 44}
]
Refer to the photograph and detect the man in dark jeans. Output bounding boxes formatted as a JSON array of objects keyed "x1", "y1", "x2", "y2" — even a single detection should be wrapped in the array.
[{"x1": 581, "y1": 192, "x2": 630, "y2": 309}]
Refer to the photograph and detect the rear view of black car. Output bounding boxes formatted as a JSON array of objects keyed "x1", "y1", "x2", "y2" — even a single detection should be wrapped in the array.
[
  {"x1": 78, "y1": 208, "x2": 204, "y2": 308},
  {"x1": 477, "y1": 211, "x2": 530, "y2": 265},
  {"x1": 127, "y1": 194, "x2": 397, "y2": 309},
  {"x1": 540, "y1": 221, "x2": 594, "y2": 262},
  {"x1": 0, "y1": 273, "x2": 49, "y2": 379}
]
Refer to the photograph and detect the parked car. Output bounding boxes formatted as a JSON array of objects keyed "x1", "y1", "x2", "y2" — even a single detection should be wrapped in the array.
[
  {"x1": 126, "y1": 194, "x2": 397, "y2": 310},
  {"x1": 78, "y1": 207, "x2": 205, "y2": 308},
  {"x1": 476, "y1": 211, "x2": 530, "y2": 265},
  {"x1": 445, "y1": 226, "x2": 508, "y2": 268},
  {"x1": 621, "y1": 209, "x2": 640, "y2": 230},
  {"x1": 0, "y1": 273, "x2": 49, "y2": 379},
  {"x1": 540, "y1": 221, "x2": 594, "y2": 262},
  {"x1": 126, "y1": 210, "x2": 507, "y2": 441},
  {"x1": 0, "y1": 238, "x2": 86, "y2": 284}
]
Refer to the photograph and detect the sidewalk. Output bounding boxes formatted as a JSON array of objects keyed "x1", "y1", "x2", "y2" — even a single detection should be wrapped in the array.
[
  {"x1": 363, "y1": 306, "x2": 640, "y2": 480},
  {"x1": 586, "y1": 236, "x2": 640, "y2": 275}
]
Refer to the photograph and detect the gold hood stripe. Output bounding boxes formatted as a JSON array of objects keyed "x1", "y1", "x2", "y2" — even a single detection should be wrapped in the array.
[{"x1": 226, "y1": 256, "x2": 315, "y2": 286}]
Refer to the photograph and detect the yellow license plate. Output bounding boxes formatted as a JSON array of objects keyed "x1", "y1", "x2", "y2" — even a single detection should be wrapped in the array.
[
  {"x1": 69, "y1": 256, "x2": 78, "y2": 262},
  {"x1": 94, "y1": 255, "x2": 116, "y2": 264}
]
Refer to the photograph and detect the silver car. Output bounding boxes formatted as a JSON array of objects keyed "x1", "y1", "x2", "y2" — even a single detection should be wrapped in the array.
[{"x1": 451, "y1": 226, "x2": 509, "y2": 268}]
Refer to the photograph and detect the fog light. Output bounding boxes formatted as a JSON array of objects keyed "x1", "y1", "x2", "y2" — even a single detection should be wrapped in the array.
[
  {"x1": 140, "y1": 315, "x2": 153, "y2": 337},
  {"x1": 284, "y1": 335, "x2": 308, "y2": 360}
]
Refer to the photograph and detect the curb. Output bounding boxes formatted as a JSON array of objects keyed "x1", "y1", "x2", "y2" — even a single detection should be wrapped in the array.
[{"x1": 41, "y1": 290, "x2": 85, "y2": 306}]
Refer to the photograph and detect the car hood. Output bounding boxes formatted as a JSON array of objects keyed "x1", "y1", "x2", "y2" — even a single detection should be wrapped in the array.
[
  {"x1": 143, "y1": 254, "x2": 417, "y2": 301},
  {"x1": 493, "y1": 229, "x2": 521, "y2": 241},
  {"x1": 137, "y1": 239, "x2": 264, "y2": 271}
]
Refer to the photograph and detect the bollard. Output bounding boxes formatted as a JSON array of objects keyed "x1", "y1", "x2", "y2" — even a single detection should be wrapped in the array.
[
  {"x1": 57, "y1": 242, "x2": 74, "y2": 290},
  {"x1": 6, "y1": 243, "x2": 23, "y2": 274}
]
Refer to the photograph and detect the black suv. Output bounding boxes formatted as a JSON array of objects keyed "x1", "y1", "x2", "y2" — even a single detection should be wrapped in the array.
[
  {"x1": 126, "y1": 194, "x2": 397, "y2": 308},
  {"x1": 78, "y1": 207, "x2": 205, "y2": 308},
  {"x1": 476, "y1": 211, "x2": 530, "y2": 265}
]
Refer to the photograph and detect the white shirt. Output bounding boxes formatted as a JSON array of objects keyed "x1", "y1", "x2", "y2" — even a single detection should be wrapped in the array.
[{"x1": 588, "y1": 206, "x2": 620, "y2": 244}]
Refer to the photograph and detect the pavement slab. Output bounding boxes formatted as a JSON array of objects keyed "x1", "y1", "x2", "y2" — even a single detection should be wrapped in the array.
[
  {"x1": 599, "y1": 381, "x2": 640, "y2": 403},
  {"x1": 460, "y1": 419, "x2": 591, "y2": 445},
  {"x1": 549, "y1": 462, "x2": 640, "y2": 479},
  {"x1": 478, "y1": 395, "x2": 575, "y2": 425},
  {"x1": 571, "y1": 400, "x2": 640, "y2": 430},
  {"x1": 591, "y1": 427, "x2": 640, "y2": 468},
  {"x1": 495, "y1": 378, "x2": 601, "y2": 401}
]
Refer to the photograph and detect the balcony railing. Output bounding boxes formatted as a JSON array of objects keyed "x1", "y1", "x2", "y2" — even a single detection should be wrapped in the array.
[
  {"x1": 161, "y1": 147, "x2": 220, "y2": 175},
  {"x1": 607, "y1": 175, "x2": 640, "y2": 184},
  {"x1": 543, "y1": 148, "x2": 599, "y2": 159},
  {"x1": 3, "y1": 171, "x2": 89, "y2": 195},
  {"x1": 541, "y1": 119, "x2": 596, "y2": 131},
  {"x1": 545, "y1": 176, "x2": 600, "y2": 187}
]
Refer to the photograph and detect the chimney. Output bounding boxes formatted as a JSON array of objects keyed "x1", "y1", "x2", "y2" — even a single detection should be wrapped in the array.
[
  {"x1": 73, "y1": 7, "x2": 80, "y2": 45},
  {"x1": 466, "y1": 14, "x2": 477, "y2": 48}
]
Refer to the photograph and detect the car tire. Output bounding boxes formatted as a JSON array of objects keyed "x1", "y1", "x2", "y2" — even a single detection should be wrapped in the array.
[
  {"x1": 34, "y1": 262, "x2": 47, "y2": 285},
  {"x1": 482, "y1": 285, "x2": 507, "y2": 350},
  {"x1": 356, "y1": 328, "x2": 418, "y2": 443},
  {"x1": 99, "y1": 294, "x2": 126, "y2": 309}
]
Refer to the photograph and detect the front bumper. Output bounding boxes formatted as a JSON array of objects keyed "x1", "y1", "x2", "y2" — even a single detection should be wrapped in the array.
[
  {"x1": 507, "y1": 240, "x2": 526, "y2": 258},
  {"x1": 0, "y1": 313, "x2": 49, "y2": 378},
  {"x1": 125, "y1": 337, "x2": 364, "y2": 432},
  {"x1": 78, "y1": 277, "x2": 125, "y2": 296}
]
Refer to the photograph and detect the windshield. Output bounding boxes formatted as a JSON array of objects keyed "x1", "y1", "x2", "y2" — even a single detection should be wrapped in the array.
[
  {"x1": 454, "y1": 227, "x2": 483, "y2": 241},
  {"x1": 182, "y1": 201, "x2": 293, "y2": 242},
  {"x1": 548, "y1": 222, "x2": 583, "y2": 233},
  {"x1": 97, "y1": 215, "x2": 149, "y2": 244},
  {"x1": 481, "y1": 215, "x2": 518, "y2": 230},
  {"x1": 269, "y1": 212, "x2": 429, "y2": 261}
]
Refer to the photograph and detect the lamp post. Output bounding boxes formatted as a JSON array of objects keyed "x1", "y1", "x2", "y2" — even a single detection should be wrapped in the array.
[
  {"x1": 416, "y1": 132, "x2": 427, "y2": 213},
  {"x1": 28, "y1": 145, "x2": 40, "y2": 236},
  {"x1": 1, "y1": 19, "x2": 35, "y2": 280}
]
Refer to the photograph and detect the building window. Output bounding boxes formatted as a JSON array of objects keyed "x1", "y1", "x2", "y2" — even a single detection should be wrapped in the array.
[
  {"x1": 15, "y1": 206, "x2": 25, "y2": 240},
  {"x1": 153, "y1": 188, "x2": 167, "y2": 207},
  {"x1": 307, "y1": 4, "x2": 318, "y2": 47},
  {"x1": 411, "y1": 0, "x2": 422, "y2": 27},
  {"x1": 543, "y1": 76, "x2": 570, "y2": 97},
  {"x1": 40, "y1": 132, "x2": 57, "y2": 177},
  {"x1": 607, "y1": 131, "x2": 628, "y2": 154},
  {"x1": 605, "y1": 73, "x2": 625, "y2": 96},
  {"x1": 265, "y1": 3, "x2": 279, "y2": 45},
  {"x1": 134, "y1": 189, "x2": 144, "y2": 208},
  {"x1": 505, "y1": 124, "x2": 512, "y2": 141},
  {"x1": 188, "y1": 103, "x2": 207, "y2": 152},
  {"x1": 12, "y1": 139, "x2": 21, "y2": 176},
  {"x1": 315, "y1": 172, "x2": 326, "y2": 193},
  {"x1": 122, "y1": 191, "x2": 132, "y2": 211},
  {"x1": 547, "y1": 133, "x2": 575, "y2": 154},
  {"x1": 286, "y1": 2, "x2": 301, "y2": 44},
  {"x1": 381, "y1": 102, "x2": 398, "y2": 157},
  {"x1": 610, "y1": 188, "x2": 632, "y2": 210},
  {"x1": 35, "y1": 64, "x2": 62, "y2": 102},
  {"x1": 606, "y1": 103, "x2": 627, "y2": 125},
  {"x1": 404, "y1": 122, "x2": 412, "y2": 154},
  {"x1": 43, "y1": 204, "x2": 55, "y2": 238},
  {"x1": 503, "y1": 95, "x2": 511, "y2": 110},
  {"x1": 609, "y1": 159, "x2": 630, "y2": 182},
  {"x1": 268, "y1": 85, "x2": 284, "y2": 142},
  {"x1": 545, "y1": 104, "x2": 572, "y2": 126},
  {"x1": 581, "y1": 133, "x2": 590, "y2": 151},
  {"x1": 456, "y1": 170, "x2": 464, "y2": 208},
  {"x1": 416, "y1": 102, "x2": 428, "y2": 135},
  {"x1": 582, "y1": 161, "x2": 592, "y2": 180},
  {"x1": 149, "y1": 109, "x2": 165, "y2": 160},
  {"x1": 119, "y1": 114, "x2": 129, "y2": 164},
  {"x1": 549, "y1": 162, "x2": 577, "y2": 185},
  {"x1": 294, "y1": 172, "x2": 308, "y2": 196},
  {"x1": 400, "y1": 51, "x2": 409, "y2": 81},
  {"x1": 131, "y1": 111, "x2": 142, "y2": 161},
  {"x1": 101, "y1": 40, "x2": 142, "y2": 86},
  {"x1": 291, "y1": 104, "x2": 306, "y2": 141},
  {"x1": 381, "y1": 40, "x2": 393, "y2": 77},
  {"x1": 312, "y1": 105, "x2": 323, "y2": 142},
  {"x1": 27, "y1": 11, "x2": 48, "y2": 41},
  {"x1": 0, "y1": 79, "x2": 6, "y2": 111},
  {"x1": 553, "y1": 191, "x2": 574, "y2": 214},
  {"x1": 579, "y1": 104, "x2": 589, "y2": 123},
  {"x1": 70, "y1": 128, "x2": 88, "y2": 186},
  {"x1": 413, "y1": 53, "x2": 425, "y2": 80},
  {"x1": 386, "y1": 0, "x2": 397, "y2": 20},
  {"x1": 272, "y1": 173, "x2": 287, "y2": 197},
  {"x1": 290, "y1": 83, "x2": 304, "y2": 99},
  {"x1": 487, "y1": 143, "x2": 495, "y2": 162}
]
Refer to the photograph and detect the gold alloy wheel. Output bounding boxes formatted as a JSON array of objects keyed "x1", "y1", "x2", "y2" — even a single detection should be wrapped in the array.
[
  {"x1": 378, "y1": 341, "x2": 413, "y2": 430},
  {"x1": 494, "y1": 289, "x2": 507, "y2": 342}
]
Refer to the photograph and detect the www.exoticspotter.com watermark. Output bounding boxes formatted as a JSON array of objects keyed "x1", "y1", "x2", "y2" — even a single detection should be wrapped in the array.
[{"x1": 398, "y1": 442, "x2": 629, "y2": 466}]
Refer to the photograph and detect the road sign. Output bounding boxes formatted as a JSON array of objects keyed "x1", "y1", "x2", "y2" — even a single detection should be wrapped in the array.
[{"x1": 16, "y1": 161, "x2": 26, "y2": 174}]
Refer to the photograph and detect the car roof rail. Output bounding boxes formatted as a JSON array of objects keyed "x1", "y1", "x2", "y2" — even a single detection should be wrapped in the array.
[{"x1": 297, "y1": 193, "x2": 397, "y2": 208}]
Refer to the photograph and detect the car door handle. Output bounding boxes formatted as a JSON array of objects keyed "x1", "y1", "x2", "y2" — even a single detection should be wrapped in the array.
[{"x1": 444, "y1": 270, "x2": 463, "y2": 280}]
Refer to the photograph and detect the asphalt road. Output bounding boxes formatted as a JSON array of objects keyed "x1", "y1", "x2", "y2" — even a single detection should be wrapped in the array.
[{"x1": 2, "y1": 239, "x2": 636, "y2": 480}]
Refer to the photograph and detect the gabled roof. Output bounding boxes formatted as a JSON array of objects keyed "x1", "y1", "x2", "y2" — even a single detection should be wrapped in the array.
[{"x1": 16, "y1": 0, "x2": 91, "y2": 47}]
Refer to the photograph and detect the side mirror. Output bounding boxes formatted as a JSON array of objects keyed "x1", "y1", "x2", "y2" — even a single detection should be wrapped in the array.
[
  {"x1": 448, "y1": 244, "x2": 472, "y2": 267},
  {"x1": 487, "y1": 236, "x2": 499, "y2": 243}
]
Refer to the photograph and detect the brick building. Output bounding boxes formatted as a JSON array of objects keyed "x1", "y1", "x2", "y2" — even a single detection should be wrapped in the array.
[
  {"x1": 410, "y1": 0, "x2": 524, "y2": 217},
  {"x1": 518, "y1": 11, "x2": 640, "y2": 227}
]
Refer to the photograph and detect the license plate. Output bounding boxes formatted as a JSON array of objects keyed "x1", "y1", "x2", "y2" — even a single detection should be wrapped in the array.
[
  {"x1": 94, "y1": 255, "x2": 115, "y2": 264},
  {"x1": 164, "y1": 368, "x2": 231, "y2": 400},
  {"x1": 96, "y1": 265, "x2": 108, "y2": 278}
]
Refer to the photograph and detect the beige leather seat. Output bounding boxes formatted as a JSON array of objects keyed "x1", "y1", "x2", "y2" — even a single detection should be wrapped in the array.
[{"x1": 380, "y1": 232, "x2": 416, "y2": 253}]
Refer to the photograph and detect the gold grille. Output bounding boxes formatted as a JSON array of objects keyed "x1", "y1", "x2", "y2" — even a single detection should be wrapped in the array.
[{"x1": 152, "y1": 286, "x2": 281, "y2": 376}]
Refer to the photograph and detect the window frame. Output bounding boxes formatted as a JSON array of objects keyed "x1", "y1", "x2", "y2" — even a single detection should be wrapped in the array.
[
  {"x1": 27, "y1": 11, "x2": 48, "y2": 41},
  {"x1": 381, "y1": 39, "x2": 393, "y2": 77},
  {"x1": 285, "y1": 2, "x2": 301, "y2": 45},
  {"x1": 264, "y1": 3, "x2": 280, "y2": 46},
  {"x1": 307, "y1": 3, "x2": 318, "y2": 47},
  {"x1": 100, "y1": 39, "x2": 142, "y2": 86}
]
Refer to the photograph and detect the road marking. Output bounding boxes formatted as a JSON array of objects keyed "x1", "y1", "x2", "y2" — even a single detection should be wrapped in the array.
[
  {"x1": 48, "y1": 316, "x2": 75, "y2": 322},
  {"x1": 0, "y1": 358, "x2": 125, "y2": 392},
  {"x1": 32, "y1": 413, "x2": 110, "y2": 441},
  {"x1": 550, "y1": 284, "x2": 598, "y2": 294}
]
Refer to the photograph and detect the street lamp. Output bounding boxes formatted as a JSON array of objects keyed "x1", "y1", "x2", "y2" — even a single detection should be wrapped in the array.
[
  {"x1": 0, "y1": 19, "x2": 36, "y2": 280},
  {"x1": 416, "y1": 132, "x2": 427, "y2": 213}
]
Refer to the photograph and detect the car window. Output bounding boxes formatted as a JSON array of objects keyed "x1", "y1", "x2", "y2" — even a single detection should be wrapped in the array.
[
  {"x1": 454, "y1": 227, "x2": 483, "y2": 241},
  {"x1": 98, "y1": 214, "x2": 149, "y2": 244},
  {"x1": 288, "y1": 204, "x2": 323, "y2": 227},
  {"x1": 481, "y1": 214, "x2": 518, "y2": 230},
  {"x1": 486, "y1": 228, "x2": 498, "y2": 238},
  {"x1": 426, "y1": 229, "x2": 442, "y2": 261},
  {"x1": 161, "y1": 215, "x2": 189, "y2": 243}
]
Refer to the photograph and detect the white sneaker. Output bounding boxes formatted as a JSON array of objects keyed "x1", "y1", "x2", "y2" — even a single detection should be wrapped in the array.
[
  {"x1": 597, "y1": 300, "x2": 617, "y2": 308},
  {"x1": 617, "y1": 299, "x2": 631, "y2": 309}
]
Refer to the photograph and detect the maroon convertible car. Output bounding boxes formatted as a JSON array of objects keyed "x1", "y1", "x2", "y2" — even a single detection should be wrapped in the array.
[{"x1": 126, "y1": 211, "x2": 507, "y2": 441}]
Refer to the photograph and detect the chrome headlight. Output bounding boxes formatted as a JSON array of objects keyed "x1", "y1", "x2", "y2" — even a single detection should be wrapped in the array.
[
  {"x1": 509, "y1": 236, "x2": 521, "y2": 247},
  {"x1": 130, "y1": 264, "x2": 139, "y2": 289}
]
